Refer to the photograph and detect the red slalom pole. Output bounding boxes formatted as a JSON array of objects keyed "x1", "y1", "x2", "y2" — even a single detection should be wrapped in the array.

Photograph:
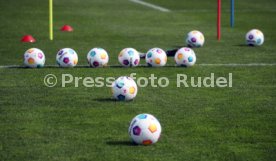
[{"x1": 217, "y1": 0, "x2": 221, "y2": 40}]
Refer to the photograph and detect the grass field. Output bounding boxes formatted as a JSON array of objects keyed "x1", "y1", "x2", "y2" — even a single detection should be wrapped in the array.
[{"x1": 0, "y1": 0, "x2": 276, "y2": 161}]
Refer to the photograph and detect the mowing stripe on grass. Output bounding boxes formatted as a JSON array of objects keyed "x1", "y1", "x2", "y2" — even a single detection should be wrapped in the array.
[
  {"x1": 1, "y1": 63, "x2": 276, "y2": 69},
  {"x1": 129, "y1": 0, "x2": 170, "y2": 12}
]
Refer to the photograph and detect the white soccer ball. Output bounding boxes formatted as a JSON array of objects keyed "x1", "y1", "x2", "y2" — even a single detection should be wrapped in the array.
[
  {"x1": 118, "y1": 48, "x2": 140, "y2": 67},
  {"x1": 174, "y1": 47, "x2": 196, "y2": 67},
  {"x1": 186, "y1": 30, "x2": 205, "y2": 48},
  {"x1": 56, "y1": 48, "x2": 78, "y2": 67},
  {"x1": 129, "y1": 113, "x2": 162, "y2": 145},
  {"x1": 145, "y1": 48, "x2": 167, "y2": 67},
  {"x1": 87, "y1": 48, "x2": 109, "y2": 67},
  {"x1": 24, "y1": 48, "x2": 45, "y2": 68},
  {"x1": 111, "y1": 76, "x2": 138, "y2": 101},
  {"x1": 246, "y1": 29, "x2": 264, "y2": 46}
]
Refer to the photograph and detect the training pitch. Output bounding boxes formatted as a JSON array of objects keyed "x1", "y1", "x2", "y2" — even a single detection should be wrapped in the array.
[{"x1": 0, "y1": 0, "x2": 275, "y2": 161}]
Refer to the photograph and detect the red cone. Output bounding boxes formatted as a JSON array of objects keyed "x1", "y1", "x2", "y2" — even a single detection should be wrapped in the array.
[
  {"x1": 61, "y1": 25, "x2": 73, "y2": 32},
  {"x1": 21, "y1": 35, "x2": 36, "y2": 43}
]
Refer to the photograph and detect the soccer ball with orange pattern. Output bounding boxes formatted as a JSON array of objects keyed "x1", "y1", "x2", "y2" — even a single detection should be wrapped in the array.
[
  {"x1": 129, "y1": 113, "x2": 162, "y2": 145},
  {"x1": 174, "y1": 47, "x2": 196, "y2": 67},
  {"x1": 111, "y1": 76, "x2": 138, "y2": 101},
  {"x1": 87, "y1": 48, "x2": 109, "y2": 67},
  {"x1": 24, "y1": 48, "x2": 45, "y2": 68},
  {"x1": 145, "y1": 48, "x2": 167, "y2": 67}
]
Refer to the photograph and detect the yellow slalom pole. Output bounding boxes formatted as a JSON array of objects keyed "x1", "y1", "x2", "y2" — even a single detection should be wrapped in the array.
[{"x1": 49, "y1": 0, "x2": 53, "y2": 40}]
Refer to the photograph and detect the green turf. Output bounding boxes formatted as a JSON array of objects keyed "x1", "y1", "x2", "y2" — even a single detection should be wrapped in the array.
[{"x1": 0, "y1": 0, "x2": 276, "y2": 161}]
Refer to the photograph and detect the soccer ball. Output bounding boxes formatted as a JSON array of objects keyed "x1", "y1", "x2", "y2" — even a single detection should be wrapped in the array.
[
  {"x1": 118, "y1": 48, "x2": 140, "y2": 67},
  {"x1": 129, "y1": 113, "x2": 162, "y2": 145},
  {"x1": 87, "y1": 48, "x2": 109, "y2": 67},
  {"x1": 111, "y1": 76, "x2": 138, "y2": 101},
  {"x1": 246, "y1": 29, "x2": 264, "y2": 46},
  {"x1": 145, "y1": 48, "x2": 167, "y2": 67},
  {"x1": 56, "y1": 48, "x2": 78, "y2": 67},
  {"x1": 24, "y1": 48, "x2": 45, "y2": 68},
  {"x1": 174, "y1": 47, "x2": 196, "y2": 67},
  {"x1": 186, "y1": 30, "x2": 205, "y2": 48}
]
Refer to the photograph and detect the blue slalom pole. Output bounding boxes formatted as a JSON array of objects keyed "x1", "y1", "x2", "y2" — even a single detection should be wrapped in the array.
[{"x1": 230, "y1": 0, "x2": 234, "y2": 28}]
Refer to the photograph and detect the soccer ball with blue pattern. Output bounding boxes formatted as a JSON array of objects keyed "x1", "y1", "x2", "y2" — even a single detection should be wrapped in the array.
[
  {"x1": 146, "y1": 48, "x2": 167, "y2": 67},
  {"x1": 56, "y1": 48, "x2": 78, "y2": 67},
  {"x1": 87, "y1": 48, "x2": 109, "y2": 67},
  {"x1": 111, "y1": 76, "x2": 138, "y2": 101},
  {"x1": 118, "y1": 48, "x2": 140, "y2": 67},
  {"x1": 174, "y1": 47, "x2": 196, "y2": 67},
  {"x1": 128, "y1": 113, "x2": 162, "y2": 145},
  {"x1": 246, "y1": 29, "x2": 264, "y2": 46},
  {"x1": 186, "y1": 30, "x2": 205, "y2": 48}
]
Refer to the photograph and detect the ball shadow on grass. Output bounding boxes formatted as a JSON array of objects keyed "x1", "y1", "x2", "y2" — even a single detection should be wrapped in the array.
[
  {"x1": 93, "y1": 98, "x2": 136, "y2": 103},
  {"x1": 93, "y1": 98, "x2": 117, "y2": 102},
  {"x1": 234, "y1": 44, "x2": 252, "y2": 47},
  {"x1": 3, "y1": 64, "x2": 180, "y2": 69},
  {"x1": 106, "y1": 140, "x2": 137, "y2": 146}
]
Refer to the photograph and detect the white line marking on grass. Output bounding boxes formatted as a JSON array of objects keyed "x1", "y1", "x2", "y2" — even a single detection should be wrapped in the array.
[
  {"x1": 198, "y1": 63, "x2": 276, "y2": 67},
  {"x1": 0, "y1": 65, "x2": 21, "y2": 68},
  {"x1": 1, "y1": 63, "x2": 276, "y2": 69},
  {"x1": 175, "y1": 9, "x2": 276, "y2": 13},
  {"x1": 130, "y1": 0, "x2": 170, "y2": 12}
]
